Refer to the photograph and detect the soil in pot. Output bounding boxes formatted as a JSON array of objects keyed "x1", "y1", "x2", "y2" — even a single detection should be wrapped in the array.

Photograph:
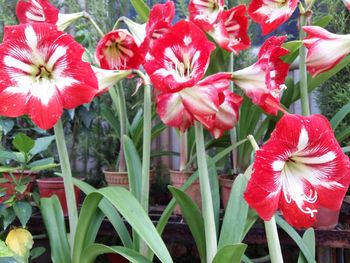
[
  {"x1": 36, "y1": 177, "x2": 81, "y2": 216},
  {"x1": 219, "y1": 175, "x2": 236, "y2": 209},
  {"x1": 169, "y1": 170, "x2": 201, "y2": 215}
]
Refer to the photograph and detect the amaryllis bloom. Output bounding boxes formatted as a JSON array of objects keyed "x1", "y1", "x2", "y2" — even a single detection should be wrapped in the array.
[
  {"x1": 244, "y1": 114, "x2": 350, "y2": 228},
  {"x1": 123, "y1": 1, "x2": 175, "y2": 52},
  {"x1": 303, "y1": 26, "x2": 350, "y2": 77},
  {"x1": 209, "y1": 5, "x2": 250, "y2": 54},
  {"x1": 232, "y1": 36, "x2": 290, "y2": 115},
  {"x1": 208, "y1": 90, "x2": 242, "y2": 139},
  {"x1": 157, "y1": 73, "x2": 232, "y2": 132},
  {"x1": 16, "y1": 0, "x2": 83, "y2": 30},
  {"x1": 189, "y1": 0, "x2": 224, "y2": 31},
  {"x1": 95, "y1": 29, "x2": 145, "y2": 71},
  {"x1": 343, "y1": 0, "x2": 350, "y2": 10},
  {"x1": 144, "y1": 20, "x2": 215, "y2": 93},
  {"x1": 248, "y1": 0, "x2": 299, "y2": 35},
  {"x1": 0, "y1": 23, "x2": 98, "y2": 129}
]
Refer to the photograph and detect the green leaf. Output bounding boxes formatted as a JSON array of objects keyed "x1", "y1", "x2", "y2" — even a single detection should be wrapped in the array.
[
  {"x1": 0, "y1": 258, "x2": 17, "y2": 263},
  {"x1": 207, "y1": 157, "x2": 220, "y2": 233},
  {"x1": 13, "y1": 201, "x2": 32, "y2": 227},
  {"x1": 212, "y1": 244, "x2": 247, "y2": 263},
  {"x1": 330, "y1": 101, "x2": 350, "y2": 130},
  {"x1": 40, "y1": 196, "x2": 71, "y2": 263},
  {"x1": 3, "y1": 207, "x2": 16, "y2": 230},
  {"x1": 15, "y1": 185, "x2": 26, "y2": 194},
  {"x1": 0, "y1": 119, "x2": 14, "y2": 135},
  {"x1": 130, "y1": 0, "x2": 150, "y2": 23},
  {"x1": 30, "y1": 136, "x2": 55, "y2": 156},
  {"x1": 100, "y1": 104, "x2": 120, "y2": 138},
  {"x1": 73, "y1": 187, "x2": 172, "y2": 263},
  {"x1": 297, "y1": 228, "x2": 315, "y2": 263},
  {"x1": 13, "y1": 133, "x2": 35, "y2": 154},
  {"x1": 218, "y1": 171, "x2": 250, "y2": 248},
  {"x1": 82, "y1": 244, "x2": 152, "y2": 263},
  {"x1": 313, "y1": 15, "x2": 332, "y2": 28},
  {"x1": 30, "y1": 247, "x2": 46, "y2": 260},
  {"x1": 72, "y1": 178, "x2": 132, "y2": 248},
  {"x1": 123, "y1": 135, "x2": 141, "y2": 201},
  {"x1": 0, "y1": 240, "x2": 13, "y2": 258},
  {"x1": 282, "y1": 41, "x2": 302, "y2": 64},
  {"x1": 168, "y1": 186, "x2": 206, "y2": 263},
  {"x1": 29, "y1": 163, "x2": 59, "y2": 172},
  {"x1": 275, "y1": 216, "x2": 316, "y2": 263},
  {"x1": 342, "y1": 146, "x2": 350, "y2": 153},
  {"x1": 0, "y1": 151, "x2": 19, "y2": 164},
  {"x1": 335, "y1": 126, "x2": 350, "y2": 142},
  {"x1": 0, "y1": 167, "x2": 20, "y2": 173}
]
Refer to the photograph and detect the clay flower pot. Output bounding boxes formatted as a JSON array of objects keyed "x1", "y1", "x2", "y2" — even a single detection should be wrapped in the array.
[
  {"x1": 218, "y1": 175, "x2": 236, "y2": 209},
  {"x1": 103, "y1": 169, "x2": 156, "y2": 188},
  {"x1": 169, "y1": 170, "x2": 200, "y2": 215},
  {"x1": 36, "y1": 177, "x2": 81, "y2": 216},
  {"x1": 0, "y1": 171, "x2": 37, "y2": 202}
]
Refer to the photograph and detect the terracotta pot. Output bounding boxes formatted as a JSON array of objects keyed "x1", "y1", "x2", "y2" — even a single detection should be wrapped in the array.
[
  {"x1": 104, "y1": 169, "x2": 156, "y2": 188},
  {"x1": 0, "y1": 171, "x2": 37, "y2": 202},
  {"x1": 36, "y1": 177, "x2": 81, "y2": 216},
  {"x1": 313, "y1": 206, "x2": 341, "y2": 230},
  {"x1": 169, "y1": 170, "x2": 200, "y2": 215},
  {"x1": 107, "y1": 253, "x2": 128, "y2": 263},
  {"x1": 218, "y1": 175, "x2": 236, "y2": 209}
]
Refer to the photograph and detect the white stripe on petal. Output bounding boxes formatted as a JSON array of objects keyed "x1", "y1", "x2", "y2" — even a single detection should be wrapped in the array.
[
  {"x1": 4, "y1": 56, "x2": 37, "y2": 74},
  {"x1": 25, "y1": 26, "x2": 38, "y2": 51},
  {"x1": 47, "y1": 46, "x2": 67, "y2": 70},
  {"x1": 272, "y1": 160, "x2": 285, "y2": 172},
  {"x1": 297, "y1": 128, "x2": 309, "y2": 152},
  {"x1": 292, "y1": 151, "x2": 336, "y2": 164}
]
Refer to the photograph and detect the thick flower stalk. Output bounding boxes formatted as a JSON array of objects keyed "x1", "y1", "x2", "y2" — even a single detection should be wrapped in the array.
[
  {"x1": 16, "y1": 0, "x2": 84, "y2": 31},
  {"x1": 244, "y1": 114, "x2": 350, "y2": 228},
  {"x1": 303, "y1": 26, "x2": 350, "y2": 77},
  {"x1": 248, "y1": 0, "x2": 299, "y2": 35},
  {"x1": 209, "y1": 5, "x2": 251, "y2": 54},
  {"x1": 231, "y1": 36, "x2": 290, "y2": 115},
  {"x1": 189, "y1": 0, "x2": 224, "y2": 31},
  {"x1": 0, "y1": 23, "x2": 98, "y2": 129}
]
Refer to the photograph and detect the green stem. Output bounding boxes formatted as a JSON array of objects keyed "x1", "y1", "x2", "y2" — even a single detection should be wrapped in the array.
[
  {"x1": 53, "y1": 119, "x2": 78, "y2": 248},
  {"x1": 116, "y1": 83, "x2": 128, "y2": 172},
  {"x1": 299, "y1": 13, "x2": 310, "y2": 116},
  {"x1": 83, "y1": 12, "x2": 104, "y2": 38},
  {"x1": 247, "y1": 135, "x2": 284, "y2": 263},
  {"x1": 179, "y1": 131, "x2": 188, "y2": 171},
  {"x1": 194, "y1": 121, "x2": 217, "y2": 263},
  {"x1": 229, "y1": 53, "x2": 238, "y2": 174}
]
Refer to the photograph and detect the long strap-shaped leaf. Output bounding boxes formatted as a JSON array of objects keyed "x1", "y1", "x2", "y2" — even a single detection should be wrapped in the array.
[
  {"x1": 297, "y1": 228, "x2": 315, "y2": 263},
  {"x1": 212, "y1": 244, "x2": 247, "y2": 263},
  {"x1": 41, "y1": 196, "x2": 71, "y2": 263},
  {"x1": 168, "y1": 186, "x2": 207, "y2": 263},
  {"x1": 72, "y1": 178, "x2": 133, "y2": 248},
  {"x1": 72, "y1": 187, "x2": 173, "y2": 263},
  {"x1": 82, "y1": 244, "x2": 152, "y2": 263},
  {"x1": 330, "y1": 101, "x2": 350, "y2": 130},
  {"x1": 130, "y1": 0, "x2": 150, "y2": 23}
]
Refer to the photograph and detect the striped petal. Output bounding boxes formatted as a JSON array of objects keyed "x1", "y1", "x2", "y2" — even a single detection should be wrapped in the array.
[
  {"x1": 303, "y1": 26, "x2": 350, "y2": 77},
  {"x1": 342, "y1": 0, "x2": 350, "y2": 10},
  {"x1": 248, "y1": 0, "x2": 299, "y2": 35},
  {"x1": 189, "y1": 0, "x2": 224, "y2": 31},
  {"x1": 244, "y1": 114, "x2": 350, "y2": 228},
  {"x1": 16, "y1": 0, "x2": 59, "y2": 24}
]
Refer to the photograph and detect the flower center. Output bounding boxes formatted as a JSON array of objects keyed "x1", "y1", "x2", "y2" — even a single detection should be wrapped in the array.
[
  {"x1": 274, "y1": 0, "x2": 287, "y2": 7},
  {"x1": 36, "y1": 65, "x2": 52, "y2": 80}
]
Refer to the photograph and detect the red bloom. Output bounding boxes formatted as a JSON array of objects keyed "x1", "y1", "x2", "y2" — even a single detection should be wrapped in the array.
[
  {"x1": 232, "y1": 36, "x2": 290, "y2": 115},
  {"x1": 303, "y1": 26, "x2": 350, "y2": 77},
  {"x1": 189, "y1": 0, "x2": 225, "y2": 31},
  {"x1": 209, "y1": 5, "x2": 251, "y2": 54},
  {"x1": 343, "y1": 0, "x2": 350, "y2": 10},
  {"x1": 208, "y1": 90, "x2": 242, "y2": 139},
  {"x1": 156, "y1": 73, "x2": 231, "y2": 132},
  {"x1": 16, "y1": 0, "x2": 59, "y2": 24},
  {"x1": 95, "y1": 29, "x2": 145, "y2": 71},
  {"x1": 144, "y1": 20, "x2": 215, "y2": 93},
  {"x1": 0, "y1": 23, "x2": 98, "y2": 129},
  {"x1": 248, "y1": 0, "x2": 299, "y2": 35},
  {"x1": 244, "y1": 114, "x2": 350, "y2": 228}
]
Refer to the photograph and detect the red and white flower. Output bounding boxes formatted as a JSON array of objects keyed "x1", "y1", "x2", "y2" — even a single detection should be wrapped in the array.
[
  {"x1": 209, "y1": 5, "x2": 251, "y2": 54},
  {"x1": 244, "y1": 114, "x2": 350, "y2": 228},
  {"x1": 232, "y1": 36, "x2": 290, "y2": 115},
  {"x1": 95, "y1": 29, "x2": 145, "y2": 71},
  {"x1": 303, "y1": 26, "x2": 350, "y2": 77},
  {"x1": 342, "y1": 0, "x2": 350, "y2": 11},
  {"x1": 0, "y1": 23, "x2": 98, "y2": 129},
  {"x1": 123, "y1": 1, "x2": 175, "y2": 53},
  {"x1": 144, "y1": 20, "x2": 215, "y2": 93},
  {"x1": 156, "y1": 73, "x2": 231, "y2": 132},
  {"x1": 189, "y1": 0, "x2": 224, "y2": 31},
  {"x1": 208, "y1": 90, "x2": 242, "y2": 139},
  {"x1": 248, "y1": 0, "x2": 299, "y2": 35},
  {"x1": 16, "y1": 0, "x2": 83, "y2": 30}
]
